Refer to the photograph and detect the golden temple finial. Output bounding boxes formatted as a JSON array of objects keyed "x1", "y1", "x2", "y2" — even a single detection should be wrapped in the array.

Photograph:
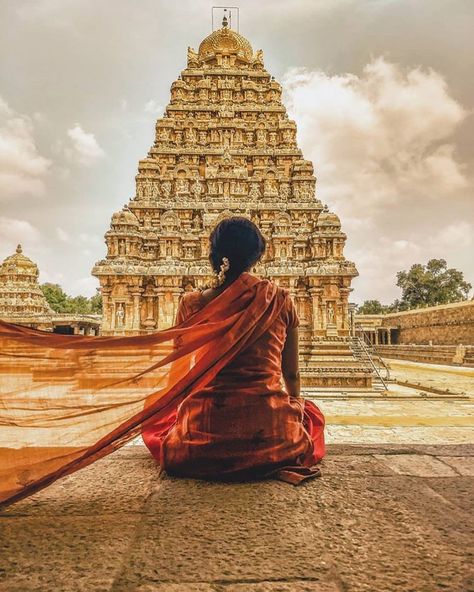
[{"x1": 16, "y1": 244, "x2": 22, "y2": 254}]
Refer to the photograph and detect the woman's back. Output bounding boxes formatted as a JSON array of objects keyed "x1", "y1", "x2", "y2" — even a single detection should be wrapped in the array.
[
  {"x1": 158, "y1": 275, "x2": 322, "y2": 481},
  {"x1": 180, "y1": 279, "x2": 298, "y2": 396}
]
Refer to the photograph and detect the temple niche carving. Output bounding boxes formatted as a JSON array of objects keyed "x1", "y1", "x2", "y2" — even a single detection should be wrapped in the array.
[{"x1": 92, "y1": 20, "x2": 371, "y2": 387}]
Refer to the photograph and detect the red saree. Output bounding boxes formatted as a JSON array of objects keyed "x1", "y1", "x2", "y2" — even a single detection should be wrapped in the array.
[
  {"x1": 143, "y1": 274, "x2": 325, "y2": 482},
  {"x1": 0, "y1": 273, "x2": 324, "y2": 507}
]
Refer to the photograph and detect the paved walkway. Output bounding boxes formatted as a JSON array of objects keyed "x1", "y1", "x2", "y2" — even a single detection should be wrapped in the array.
[
  {"x1": 386, "y1": 358, "x2": 474, "y2": 395},
  {"x1": 305, "y1": 358, "x2": 474, "y2": 445},
  {"x1": 1, "y1": 444, "x2": 472, "y2": 591}
]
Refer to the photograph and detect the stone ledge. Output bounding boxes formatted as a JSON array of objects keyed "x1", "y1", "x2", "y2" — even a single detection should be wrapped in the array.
[{"x1": 0, "y1": 444, "x2": 472, "y2": 592}]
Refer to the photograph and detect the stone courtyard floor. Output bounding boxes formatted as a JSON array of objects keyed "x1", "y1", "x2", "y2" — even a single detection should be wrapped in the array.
[
  {"x1": 0, "y1": 360, "x2": 473, "y2": 591},
  {"x1": 307, "y1": 359, "x2": 473, "y2": 445}
]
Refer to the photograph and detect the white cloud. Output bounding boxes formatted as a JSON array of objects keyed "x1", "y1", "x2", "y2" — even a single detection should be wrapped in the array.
[
  {"x1": 282, "y1": 58, "x2": 469, "y2": 215},
  {"x1": 66, "y1": 124, "x2": 105, "y2": 166},
  {"x1": 0, "y1": 217, "x2": 41, "y2": 262},
  {"x1": 56, "y1": 227, "x2": 102, "y2": 246},
  {"x1": 40, "y1": 269, "x2": 65, "y2": 285},
  {"x1": 56, "y1": 227, "x2": 69, "y2": 242},
  {"x1": 144, "y1": 99, "x2": 163, "y2": 114},
  {"x1": 282, "y1": 58, "x2": 473, "y2": 303},
  {"x1": 431, "y1": 221, "x2": 474, "y2": 251},
  {"x1": 0, "y1": 96, "x2": 52, "y2": 200},
  {"x1": 69, "y1": 275, "x2": 100, "y2": 297}
]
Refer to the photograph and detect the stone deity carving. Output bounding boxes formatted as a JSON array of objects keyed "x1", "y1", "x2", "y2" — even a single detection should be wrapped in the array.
[
  {"x1": 327, "y1": 303, "x2": 335, "y2": 324},
  {"x1": 115, "y1": 303, "x2": 125, "y2": 327},
  {"x1": 282, "y1": 129, "x2": 293, "y2": 144},
  {"x1": 191, "y1": 179, "x2": 203, "y2": 199},
  {"x1": 249, "y1": 183, "x2": 261, "y2": 199},
  {"x1": 187, "y1": 46, "x2": 199, "y2": 67},
  {"x1": 264, "y1": 178, "x2": 278, "y2": 196},
  {"x1": 256, "y1": 128, "x2": 266, "y2": 145},
  {"x1": 176, "y1": 178, "x2": 189, "y2": 194},
  {"x1": 192, "y1": 214, "x2": 201, "y2": 231},
  {"x1": 161, "y1": 181, "x2": 172, "y2": 199},
  {"x1": 280, "y1": 183, "x2": 290, "y2": 200},
  {"x1": 185, "y1": 127, "x2": 197, "y2": 144}
]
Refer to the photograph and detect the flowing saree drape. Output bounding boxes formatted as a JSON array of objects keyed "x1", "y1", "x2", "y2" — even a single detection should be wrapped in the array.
[{"x1": 0, "y1": 274, "x2": 287, "y2": 507}]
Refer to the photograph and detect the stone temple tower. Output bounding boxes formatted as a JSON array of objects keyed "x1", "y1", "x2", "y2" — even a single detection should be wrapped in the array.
[
  {"x1": 92, "y1": 19, "x2": 371, "y2": 388},
  {"x1": 0, "y1": 244, "x2": 53, "y2": 331}
]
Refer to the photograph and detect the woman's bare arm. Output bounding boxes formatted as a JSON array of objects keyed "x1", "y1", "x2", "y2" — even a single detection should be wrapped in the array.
[{"x1": 281, "y1": 326, "x2": 301, "y2": 398}]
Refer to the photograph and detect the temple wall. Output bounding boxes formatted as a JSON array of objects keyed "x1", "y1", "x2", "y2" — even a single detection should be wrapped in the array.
[
  {"x1": 382, "y1": 301, "x2": 474, "y2": 346},
  {"x1": 375, "y1": 344, "x2": 474, "y2": 367}
]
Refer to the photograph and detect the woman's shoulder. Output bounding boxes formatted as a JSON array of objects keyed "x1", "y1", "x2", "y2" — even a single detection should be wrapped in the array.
[
  {"x1": 181, "y1": 289, "x2": 204, "y2": 308},
  {"x1": 176, "y1": 289, "x2": 204, "y2": 323},
  {"x1": 274, "y1": 286, "x2": 299, "y2": 328},
  {"x1": 275, "y1": 284, "x2": 292, "y2": 301}
]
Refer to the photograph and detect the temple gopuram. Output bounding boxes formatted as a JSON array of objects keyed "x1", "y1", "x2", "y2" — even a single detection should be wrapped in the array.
[
  {"x1": 92, "y1": 18, "x2": 372, "y2": 388},
  {"x1": 0, "y1": 245, "x2": 54, "y2": 331},
  {"x1": 0, "y1": 245, "x2": 101, "y2": 335}
]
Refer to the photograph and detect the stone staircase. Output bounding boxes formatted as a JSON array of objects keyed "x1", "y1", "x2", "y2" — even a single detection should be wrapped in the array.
[
  {"x1": 300, "y1": 339, "x2": 373, "y2": 389},
  {"x1": 350, "y1": 337, "x2": 391, "y2": 392},
  {"x1": 375, "y1": 344, "x2": 474, "y2": 367}
]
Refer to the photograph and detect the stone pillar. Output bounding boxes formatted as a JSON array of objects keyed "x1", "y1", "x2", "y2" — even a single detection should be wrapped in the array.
[
  {"x1": 101, "y1": 286, "x2": 112, "y2": 334},
  {"x1": 309, "y1": 287, "x2": 323, "y2": 340},
  {"x1": 131, "y1": 288, "x2": 143, "y2": 333},
  {"x1": 156, "y1": 288, "x2": 172, "y2": 330},
  {"x1": 142, "y1": 289, "x2": 157, "y2": 332},
  {"x1": 348, "y1": 303, "x2": 357, "y2": 337},
  {"x1": 339, "y1": 288, "x2": 351, "y2": 334},
  {"x1": 171, "y1": 288, "x2": 183, "y2": 323}
]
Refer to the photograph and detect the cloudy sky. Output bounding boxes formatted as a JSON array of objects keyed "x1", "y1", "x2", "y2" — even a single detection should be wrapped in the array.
[{"x1": 0, "y1": 0, "x2": 473, "y2": 304}]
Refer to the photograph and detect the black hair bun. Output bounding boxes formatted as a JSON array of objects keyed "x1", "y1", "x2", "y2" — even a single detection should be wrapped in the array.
[{"x1": 209, "y1": 216, "x2": 266, "y2": 279}]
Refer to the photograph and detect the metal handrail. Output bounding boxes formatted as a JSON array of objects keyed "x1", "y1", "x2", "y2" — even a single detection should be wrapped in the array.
[
  {"x1": 359, "y1": 333, "x2": 391, "y2": 381},
  {"x1": 351, "y1": 336, "x2": 389, "y2": 389}
]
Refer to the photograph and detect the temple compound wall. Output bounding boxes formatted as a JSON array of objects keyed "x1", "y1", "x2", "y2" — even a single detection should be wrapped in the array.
[
  {"x1": 356, "y1": 301, "x2": 474, "y2": 346},
  {"x1": 384, "y1": 301, "x2": 474, "y2": 346},
  {"x1": 92, "y1": 21, "x2": 372, "y2": 388},
  {"x1": 355, "y1": 301, "x2": 474, "y2": 366}
]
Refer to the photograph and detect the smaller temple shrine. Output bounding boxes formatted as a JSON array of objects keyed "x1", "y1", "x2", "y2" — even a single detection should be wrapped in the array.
[{"x1": 0, "y1": 245, "x2": 101, "y2": 335}]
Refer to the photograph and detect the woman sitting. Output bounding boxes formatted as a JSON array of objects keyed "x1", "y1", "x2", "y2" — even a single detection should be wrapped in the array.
[
  {"x1": 143, "y1": 216, "x2": 325, "y2": 484},
  {"x1": 0, "y1": 217, "x2": 325, "y2": 507}
]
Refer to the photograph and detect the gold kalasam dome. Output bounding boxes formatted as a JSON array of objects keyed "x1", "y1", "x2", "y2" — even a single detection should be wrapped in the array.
[
  {"x1": 198, "y1": 25, "x2": 254, "y2": 62},
  {"x1": 0, "y1": 244, "x2": 39, "y2": 276}
]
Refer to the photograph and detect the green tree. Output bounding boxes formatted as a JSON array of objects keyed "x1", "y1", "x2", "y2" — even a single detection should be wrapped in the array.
[
  {"x1": 67, "y1": 295, "x2": 91, "y2": 314},
  {"x1": 89, "y1": 290, "x2": 103, "y2": 314},
  {"x1": 40, "y1": 283, "x2": 69, "y2": 312},
  {"x1": 40, "y1": 283, "x2": 103, "y2": 315},
  {"x1": 396, "y1": 259, "x2": 472, "y2": 308},
  {"x1": 386, "y1": 299, "x2": 409, "y2": 313},
  {"x1": 357, "y1": 300, "x2": 387, "y2": 314}
]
